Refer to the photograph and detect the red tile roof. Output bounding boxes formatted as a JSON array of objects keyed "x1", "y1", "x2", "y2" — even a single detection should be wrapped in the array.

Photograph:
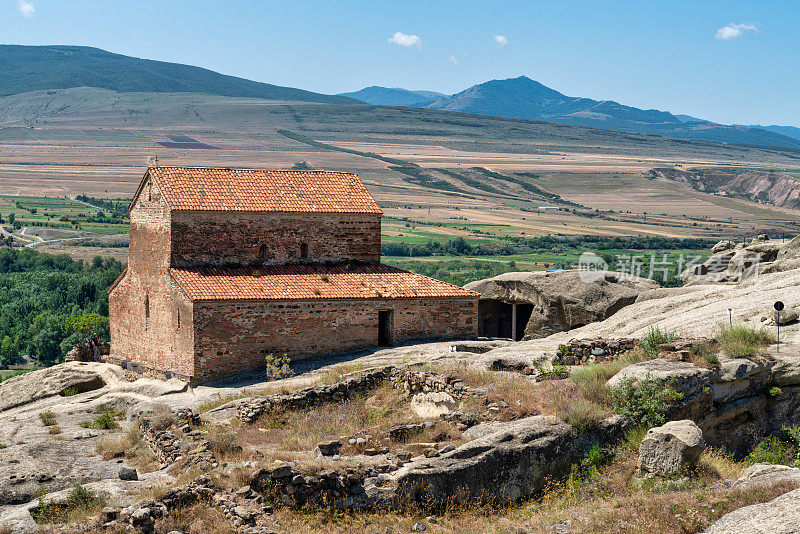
[
  {"x1": 144, "y1": 166, "x2": 382, "y2": 213},
  {"x1": 170, "y1": 263, "x2": 478, "y2": 301}
]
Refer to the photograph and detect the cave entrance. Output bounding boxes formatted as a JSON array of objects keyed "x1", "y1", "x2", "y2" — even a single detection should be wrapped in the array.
[{"x1": 477, "y1": 300, "x2": 532, "y2": 341}]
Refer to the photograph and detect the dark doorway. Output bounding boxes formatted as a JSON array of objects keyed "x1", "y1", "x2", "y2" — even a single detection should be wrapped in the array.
[
  {"x1": 378, "y1": 310, "x2": 393, "y2": 346},
  {"x1": 515, "y1": 304, "x2": 533, "y2": 341}
]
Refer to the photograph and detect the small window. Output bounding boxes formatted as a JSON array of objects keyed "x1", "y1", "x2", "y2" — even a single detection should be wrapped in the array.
[
  {"x1": 144, "y1": 295, "x2": 150, "y2": 329},
  {"x1": 300, "y1": 243, "x2": 309, "y2": 259},
  {"x1": 176, "y1": 309, "x2": 181, "y2": 330},
  {"x1": 259, "y1": 244, "x2": 268, "y2": 263},
  {"x1": 147, "y1": 182, "x2": 152, "y2": 202}
]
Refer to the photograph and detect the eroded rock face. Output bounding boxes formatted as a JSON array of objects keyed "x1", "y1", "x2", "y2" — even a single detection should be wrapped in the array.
[
  {"x1": 703, "y1": 488, "x2": 800, "y2": 534},
  {"x1": 377, "y1": 415, "x2": 628, "y2": 505},
  {"x1": 410, "y1": 392, "x2": 457, "y2": 418},
  {"x1": 0, "y1": 362, "x2": 125, "y2": 413},
  {"x1": 465, "y1": 270, "x2": 659, "y2": 339},
  {"x1": 681, "y1": 235, "x2": 800, "y2": 286},
  {"x1": 732, "y1": 464, "x2": 800, "y2": 489},
  {"x1": 638, "y1": 420, "x2": 704, "y2": 475}
]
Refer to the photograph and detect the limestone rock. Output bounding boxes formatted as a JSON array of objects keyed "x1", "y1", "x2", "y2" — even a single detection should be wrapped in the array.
[
  {"x1": 410, "y1": 391, "x2": 457, "y2": 418},
  {"x1": 118, "y1": 467, "x2": 138, "y2": 481},
  {"x1": 638, "y1": 420, "x2": 704, "y2": 475},
  {"x1": 0, "y1": 362, "x2": 126, "y2": 412},
  {"x1": 703, "y1": 488, "x2": 800, "y2": 534},
  {"x1": 732, "y1": 463, "x2": 800, "y2": 489},
  {"x1": 379, "y1": 415, "x2": 627, "y2": 505},
  {"x1": 712, "y1": 358, "x2": 770, "y2": 405},
  {"x1": 465, "y1": 270, "x2": 659, "y2": 339},
  {"x1": 711, "y1": 240, "x2": 735, "y2": 254},
  {"x1": 607, "y1": 359, "x2": 713, "y2": 399},
  {"x1": 316, "y1": 440, "x2": 342, "y2": 457}
]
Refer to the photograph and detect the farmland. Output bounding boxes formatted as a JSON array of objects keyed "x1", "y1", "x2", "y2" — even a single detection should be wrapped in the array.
[{"x1": 1, "y1": 87, "x2": 799, "y2": 279}]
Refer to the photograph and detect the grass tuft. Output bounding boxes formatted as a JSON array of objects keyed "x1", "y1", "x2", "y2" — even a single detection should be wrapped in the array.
[{"x1": 717, "y1": 323, "x2": 776, "y2": 359}]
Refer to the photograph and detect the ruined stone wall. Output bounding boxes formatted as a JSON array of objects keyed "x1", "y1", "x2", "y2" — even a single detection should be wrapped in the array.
[
  {"x1": 109, "y1": 176, "x2": 196, "y2": 380},
  {"x1": 170, "y1": 211, "x2": 381, "y2": 267},
  {"x1": 191, "y1": 297, "x2": 477, "y2": 382}
]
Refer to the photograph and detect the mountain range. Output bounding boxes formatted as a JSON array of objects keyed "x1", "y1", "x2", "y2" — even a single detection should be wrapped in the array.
[
  {"x1": 1, "y1": 44, "x2": 799, "y2": 149},
  {"x1": 0, "y1": 45, "x2": 353, "y2": 104},
  {"x1": 341, "y1": 76, "x2": 800, "y2": 149}
]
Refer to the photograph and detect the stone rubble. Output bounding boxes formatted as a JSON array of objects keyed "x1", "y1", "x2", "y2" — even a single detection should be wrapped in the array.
[{"x1": 555, "y1": 337, "x2": 638, "y2": 365}]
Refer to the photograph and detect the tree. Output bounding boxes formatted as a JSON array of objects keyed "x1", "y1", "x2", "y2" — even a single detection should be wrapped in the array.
[
  {"x1": 0, "y1": 336, "x2": 18, "y2": 367},
  {"x1": 64, "y1": 313, "x2": 109, "y2": 343}
]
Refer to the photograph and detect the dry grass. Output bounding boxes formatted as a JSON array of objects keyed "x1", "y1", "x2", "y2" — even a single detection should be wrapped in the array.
[
  {"x1": 156, "y1": 503, "x2": 236, "y2": 534},
  {"x1": 38, "y1": 410, "x2": 57, "y2": 427},
  {"x1": 197, "y1": 392, "x2": 247, "y2": 414},
  {"x1": 96, "y1": 425, "x2": 160, "y2": 473},
  {"x1": 218, "y1": 382, "x2": 464, "y2": 462}
]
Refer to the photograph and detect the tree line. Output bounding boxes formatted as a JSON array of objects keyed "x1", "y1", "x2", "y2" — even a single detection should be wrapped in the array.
[{"x1": 0, "y1": 248, "x2": 123, "y2": 368}]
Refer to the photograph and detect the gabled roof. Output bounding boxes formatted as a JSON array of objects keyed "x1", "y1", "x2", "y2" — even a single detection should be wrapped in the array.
[
  {"x1": 133, "y1": 166, "x2": 382, "y2": 214},
  {"x1": 169, "y1": 263, "x2": 478, "y2": 301}
]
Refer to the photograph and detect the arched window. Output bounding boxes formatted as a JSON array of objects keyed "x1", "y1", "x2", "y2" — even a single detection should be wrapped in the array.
[
  {"x1": 259, "y1": 244, "x2": 268, "y2": 263},
  {"x1": 147, "y1": 181, "x2": 152, "y2": 202},
  {"x1": 300, "y1": 243, "x2": 309, "y2": 259}
]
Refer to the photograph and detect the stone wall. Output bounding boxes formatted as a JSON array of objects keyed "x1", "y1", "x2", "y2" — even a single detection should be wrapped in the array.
[
  {"x1": 170, "y1": 211, "x2": 381, "y2": 267},
  {"x1": 238, "y1": 367, "x2": 392, "y2": 423},
  {"x1": 193, "y1": 297, "x2": 477, "y2": 383},
  {"x1": 555, "y1": 338, "x2": 639, "y2": 365}
]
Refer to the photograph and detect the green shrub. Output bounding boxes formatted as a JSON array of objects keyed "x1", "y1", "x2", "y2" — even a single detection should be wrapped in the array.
[
  {"x1": 265, "y1": 353, "x2": 294, "y2": 380},
  {"x1": 717, "y1": 324, "x2": 775, "y2": 359},
  {"x1": 768, "y1": 386, "x2": 783, "y2": 397},
  {"x1": 560, "y1": 399, "x2": 608, "y2": 430},
  {"x1": 80, "y1": 407, "x2": 120, "y2": 430},
  {"x1": 746, "y1": 437, "x2": 796, "y2": 466},
  {"x1": 38, "y1": 410, "x2": 57, "y2": 426},
  {"x1": 61, "y1": 386, "x2": 79, "y2": 397},
  {"x1": 641, "y1": 327, "x2": 680, "y2": 357},
  {"x1": 31, "y1": 483, "x2": 104, "y2": 524},
  {"x1": 610, "y1": 376, "x2": 683, "y2": 429},
  {"x1": 533, "y1": 358, "x2": 569, "y2": 381}
]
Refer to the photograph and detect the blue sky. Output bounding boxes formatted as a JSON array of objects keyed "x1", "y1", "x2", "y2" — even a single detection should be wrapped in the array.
[{"x1": 3, "y1": 0, "x2": 798, "y2": 126}]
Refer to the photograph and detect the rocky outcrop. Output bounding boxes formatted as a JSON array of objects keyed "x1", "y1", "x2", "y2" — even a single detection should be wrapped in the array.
[
  {"x1": 466, "y1": 270, "x2": 659, "y2": 339},
  {"x1": 638, "y1": 420, "x2": 704, "y2": 475},
  {"x1": 410, "y1": 392, "x2": 457, "y2": 418},
  {"x1": 681, "y1": 235, "x2": 800, "y2": 286},
  {"x1": 0, "y1": 362, "x2": 127, "y2": 412},
  {"x1": 64, "y1": 341, "x2": 111, "y2": 362},
  {"x1": 703, "y1": 488, "x2": 800, "y2": 534},
  {"x1": 732, "y1": 463, "x2": 800, "y2": 489},
  {"x1": 374, "y1": 415, "x2": 628, "y2": 506},
  {"x1": 608, "y1": 347, "x2": 800, "y2": 454}
]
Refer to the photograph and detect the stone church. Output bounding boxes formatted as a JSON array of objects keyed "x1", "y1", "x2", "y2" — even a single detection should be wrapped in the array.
[{"x1": 108, "y1": 166, "x2": 478, "y2": 383}]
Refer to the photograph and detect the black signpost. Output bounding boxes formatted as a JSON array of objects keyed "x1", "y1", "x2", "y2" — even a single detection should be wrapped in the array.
[{"x1": 775, "y1": 301, "x2": 784, "y2": 352}]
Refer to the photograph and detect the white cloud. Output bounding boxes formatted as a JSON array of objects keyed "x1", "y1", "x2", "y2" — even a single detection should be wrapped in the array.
[
  {"x1": 494, "y1": 34, "x2": 508, "y2": 47},
  {"x1": 388, "y1": 32, "x2": 422, "y2": 49},
  {"x1": 17, "y1": 0, "x2": 35, "y2": 18},
  {"x1": 715, "y1": 23, "x2": 758, "y2": 40},
  {"x1": 448, "y1": 53, "x2": 459, "y2": 64}
]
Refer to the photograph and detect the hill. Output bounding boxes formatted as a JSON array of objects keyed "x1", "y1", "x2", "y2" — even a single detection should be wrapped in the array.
[
  {"x1": 0, "y1": 44, "x2": 355, "y2": 104},
  {"x1": 424, "y1": 76, "x2": 800, "y2": 149},
  {"x1": 338, "y1": 86, "x2": 444, "y2": 106}
]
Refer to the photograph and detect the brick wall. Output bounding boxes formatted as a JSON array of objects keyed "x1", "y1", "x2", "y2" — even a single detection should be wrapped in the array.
[
  {"x1": 170, "y1": 211, "x2": 381, "y2": 267},
  {"x1": 110, "y1": 176, "x2": 196, "y2": 380},
  {"x1": 191, "y1": 297, "x2": 478, "y2": 382}
]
